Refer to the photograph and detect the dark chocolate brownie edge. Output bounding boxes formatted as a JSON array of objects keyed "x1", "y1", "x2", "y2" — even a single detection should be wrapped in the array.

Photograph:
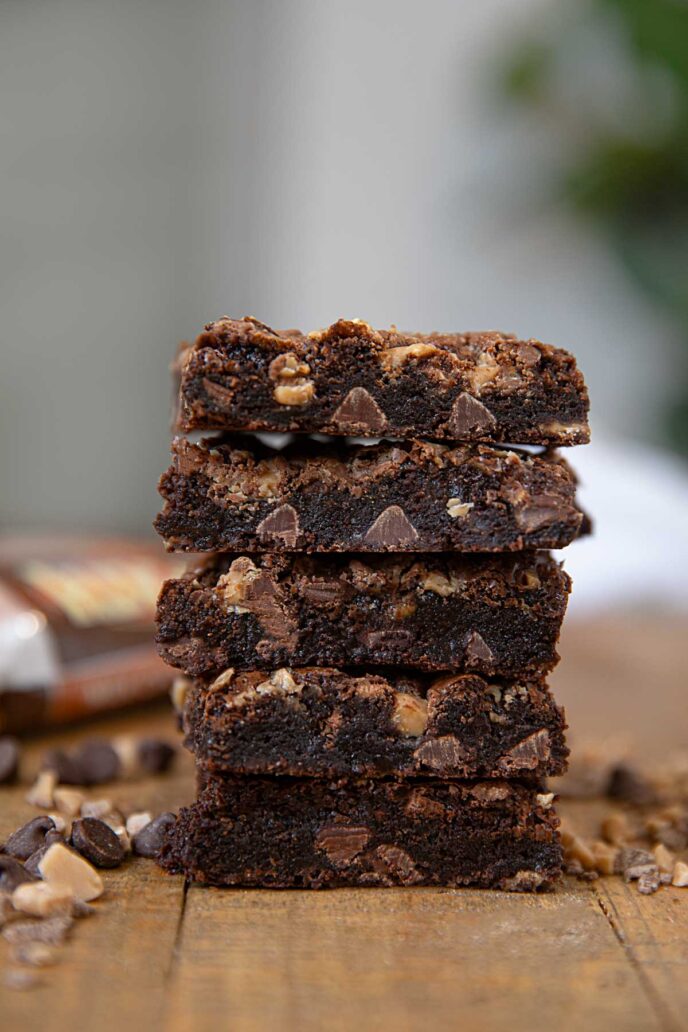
[
  {"x1": 159, "y1": 775, "x2": 562, "y2": 890},
  {"x1": 155, "y1": 551, "x2": 570, "y2": 678},
  {"x1": 182, "y1": 670, "x2": 569, "y2": 779}
]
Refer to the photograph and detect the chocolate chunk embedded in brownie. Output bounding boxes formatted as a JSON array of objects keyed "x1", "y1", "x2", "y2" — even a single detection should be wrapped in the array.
[
  {"x1": 159, "y1": 773, "x2": 562, "y2": 890},
  {"x1": 155, "y1": 436, "x2": 586, "y2": 554},
  {"x1": 182, "y1": 668, "x2": 568, "y2": 778},
  {"x1": 175, "y1": 317, "x2": 589, "y2": 445},
  {"x1": 157, "y1": 552, "x2": 570, "y2": 678}
]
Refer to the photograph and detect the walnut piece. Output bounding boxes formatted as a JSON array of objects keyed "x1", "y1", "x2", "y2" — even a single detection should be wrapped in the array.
[
  {"x1": 209, "y1": 667, "x2": 236, "y2": 692},
  {"x1": 380, "y1": 342, "x2": 439, "y2": 371},
  {"x1": 446, "y1": 498, "x2": 474, "y2": 519},
  {"x1": 390, "y1": 693, "x2": 428, "y2": 737},
  {"x1": 273, "y1": 381, "x2": 315, "y2": 406},
  {"x1": 217, "y1": 557, "x2": 261, "y2": 605},
  {"x1": 420, "y1": 571, "x2": 465, "y2": 596},
  {"x1": 268, "y1": 353, "x2": 310, "y2": 381},
  {"x1": 255, "y1": 668, "x2": 301, "y2": 697}
]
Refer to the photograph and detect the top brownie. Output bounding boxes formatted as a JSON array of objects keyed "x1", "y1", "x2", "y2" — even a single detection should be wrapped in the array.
[{"x1": 174, "y1": 317, "x2": 590, "y2": 445}]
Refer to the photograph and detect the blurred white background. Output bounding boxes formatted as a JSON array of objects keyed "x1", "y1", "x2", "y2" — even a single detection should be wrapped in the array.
[{"x1": 1, "y1": 0, "x2": 687, "y2": 611}]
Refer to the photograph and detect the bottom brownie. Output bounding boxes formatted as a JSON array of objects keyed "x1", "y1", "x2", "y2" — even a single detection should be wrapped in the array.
[{"x1": 160, "y1": 774, "x2": 561, "y2": 890}]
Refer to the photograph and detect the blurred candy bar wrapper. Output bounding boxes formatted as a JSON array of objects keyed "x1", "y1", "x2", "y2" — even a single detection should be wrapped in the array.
[{"x1": 0, "y1": 536, "x2": 184, "y2": 734}]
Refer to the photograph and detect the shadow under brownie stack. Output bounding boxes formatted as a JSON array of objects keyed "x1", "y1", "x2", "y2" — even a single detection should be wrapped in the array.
[{"x1": 154, "y1": 317, "x2": 590, "y2": 890}]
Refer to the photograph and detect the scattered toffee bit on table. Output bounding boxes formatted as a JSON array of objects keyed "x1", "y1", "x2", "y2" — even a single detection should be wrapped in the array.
[
  {"x1": 555, "y1": 743, "x2": 688, "y2": 895},
  {"x1": 0, "y1": 793, "x2": 176, "y2": 988}
]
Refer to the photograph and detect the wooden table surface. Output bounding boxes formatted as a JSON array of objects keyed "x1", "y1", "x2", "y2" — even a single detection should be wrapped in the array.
[{"x1": 1, "y1": 614, "x2": 686, "y2": 1032}]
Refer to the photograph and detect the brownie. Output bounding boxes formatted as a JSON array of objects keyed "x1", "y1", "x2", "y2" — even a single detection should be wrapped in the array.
[
  {"x1": 182, "y1": 668, "x2": 568, "y2": 778},
  {"x1": 159, "y1": 773, "x2": 562, "y2": 890},
  {"x1": 175, "y1": 317, "x2": 589, "y2": 445},
  {"x1": 157, "y1": 552, "x2": 570, "y2": 678},
  {"x1": 155, "y1": 436, "x2": 586, "y2": 554}
]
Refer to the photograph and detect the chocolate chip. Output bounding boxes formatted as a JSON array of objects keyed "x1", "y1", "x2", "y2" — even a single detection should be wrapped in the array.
[
  {"x1": 132, "y1": 813, "x2": 175, "y2": 858},
  {"x1": 23, "y1": 831, "x2": 62, "y2": 878},
  {"x1": 70, "y1": 818, "x2": 125, "y2": 869},
  {"x1": 464, "y1": 630, "x2": 495, "y2": 666},
  {"x1": 75, "y1": 740, "x2": 121, "y2": 785},
  {"x1": 24, "y1": 847, "x2": 49, "y2": 878},
  {"x1": 414, "y1": 736, "x2": 468, "y2": 771},
  {"x1": 0, "y1": 737, "x2": 20, "y2": 784},
  {"x1": 607, "y1": 764, "x2": 657, "y2": 807},
  {"x1": 256, "y1": 505, "x2": 300, "y2": 548},
  {"x1": 3, "y1": 817, "x2": 56, "y2": 861},
  {"x1": 331, "y1": 387, "x2": 387, "y2": 433},
  {"x1": 516, "y1": 341, "x2": 541, "y2": 366},
  {"x1": 0, "y1": 855, "x2": 37, "y2": 892},
  {"x1": 360, "y1": 628, "x2": 413, "y2": 652},
  {"x1": 449, "y1": 392, "x2": 496, "y2": 434},
  {"x1": 516, "y1": 495, "x2": 567, "y2": 533},
  {"x1": 137, "y1": 739, "x2": 176, "y2": 776},
  {"x1": 363, "y1": 506, "x2": 419, "y2": 548},
  {"x1": 314, "y1": 825, "x2": 370, "y2": 865},
  {"x1": 373, "y1": 844, "x2": 421, "y2": 885},
  {"x1": 496, "y1": 730, "x2": 552, "y2": 773},
  {"x1": 301, "y1": 580, "x2": 344, "y2": 607},
  {"x1": 42, "y1": 748, "x2": 87, "y2": 785}
]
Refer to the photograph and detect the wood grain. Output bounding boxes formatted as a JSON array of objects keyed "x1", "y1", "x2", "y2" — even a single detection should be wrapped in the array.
[
  {"x1": 164, "y1": 883, "x2": 662, "y2": 1032},
  {"x1": 0, "y1": 615, "x2": 686, "y2": 1032}
]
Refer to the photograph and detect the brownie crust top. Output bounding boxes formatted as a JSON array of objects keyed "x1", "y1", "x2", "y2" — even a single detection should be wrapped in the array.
[
  {"x1": 175, "y1": 316, "x2": 590, "y2": 445},
  {"x1": 155, "y1": 435, "x2": 587, "y2": 554}
]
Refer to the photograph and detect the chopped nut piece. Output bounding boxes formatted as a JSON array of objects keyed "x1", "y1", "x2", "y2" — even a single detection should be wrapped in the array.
[
  {"x1": 446, "y1": 498, "x2": 474, "y2": 519},
  {"x1": 591, "y1": 841, "x2": 618, "y2": 876},
  {"x1": 672, "y1": 861, "x2": 688, "y2": 887},
  {"x1": 126, "y1": 812, "x2": 153, "y2": 838},
  {"x1": 11, "y1": 882, "x2": 74, "y2": 918},
  {"x1": 80, "y1": 799, "x2": 115, "y2": 820},
  {"x1": 170, "y1": 676, "x2": 191, "y2": 715},
  {"x1": 564, "y1": 835, "x2": 597, "y2": 871},
  {"x1": 12, "y1": 942, "x2": 58, "y2": 967},
  {"x1": 637, "y1": 869, "x2": 661, "y2": 895},
  {"x1": 268, "y1": 353, "x2": 310, "y2": 381},
  {"x1": 3, "y1": 913, "x2": 73, "y2": 946},
  {"x1": 53, "y1": 787, "x2": 85, "y2": 818},
  {"x1": 390, "y1": 693, "x2": 429, "y2": 737},
  {"x1": 111, "y1": 735, "x2": 140, "y2": 779},
  {"x1": 380, "y1": 342, "x2": 439, "y2": 370},
  {"x1": 601, "y1": 813, "x2": 631, "y2": 846},
  {"x1": 4, "y1": 967, "x2": 39, "y2": 991},
  {"x1": 468, "y1": 352, "x2": 500, "y2": 393},
  {"x1": 25, "y1": 770, "x2": 57, "y2": 809},
  {"x1": 536, "y1": 792, "x2": 555, "y2": 809},
  {"x1": 38, "y1": 843, "x2": 103, "y2": 903},
  {"x1": 273, "y1": 381, "x2": 316, "y2": 406},
  {"x1": 420, "y1": 571, "x2": 463, "y2": 596},
  {"x1": 209, "y1": 668, "x2": 236, "y2": 692},
  {"x1": 653, "y1": 843, "x2": 675, "y2": 873},
  {"x1": 256, "y1": 668, "x2": 301, "y2": 696}
]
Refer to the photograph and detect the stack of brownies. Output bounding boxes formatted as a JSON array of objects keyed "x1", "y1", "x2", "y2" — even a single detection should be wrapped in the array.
[{"x1": 154, "y1": 317, "x2": 589, "y2": 890}]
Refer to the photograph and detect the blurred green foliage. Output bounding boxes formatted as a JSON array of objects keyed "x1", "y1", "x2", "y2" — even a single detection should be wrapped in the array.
[{"x1": 502, "y1": 0, "x2": 688, "y2": 452}]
